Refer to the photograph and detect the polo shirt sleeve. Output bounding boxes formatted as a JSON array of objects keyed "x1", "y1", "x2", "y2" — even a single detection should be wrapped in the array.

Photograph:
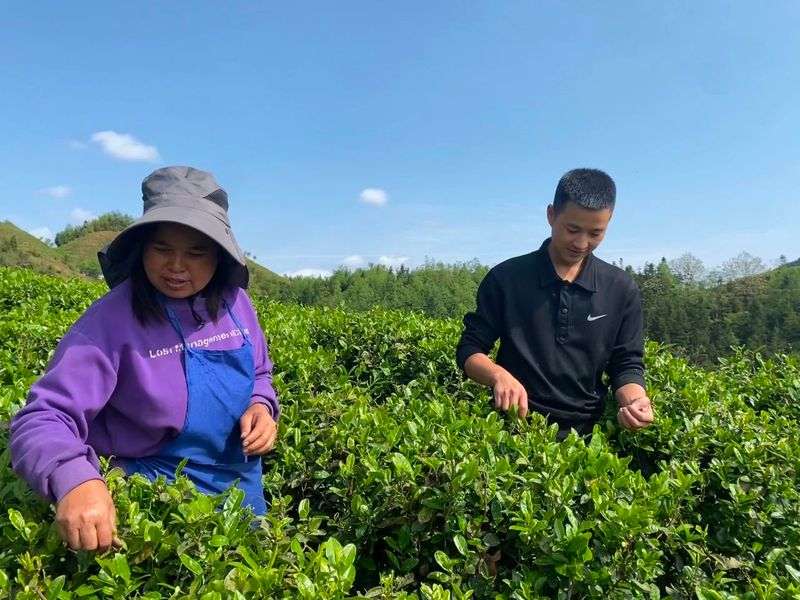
[
  {"x1": 456, "y1": 270, "x2": 503, "y2": 371},
  {"x1": 606, "y1": 280, "x2": 646, "y2": 391}
]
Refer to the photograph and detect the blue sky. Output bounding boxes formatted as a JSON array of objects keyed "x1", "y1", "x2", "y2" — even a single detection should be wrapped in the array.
[{"x1": 1, "y1": 2, "x2": 798, "y2": 276}]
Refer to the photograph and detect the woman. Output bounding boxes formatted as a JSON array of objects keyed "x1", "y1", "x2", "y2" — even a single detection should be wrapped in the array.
[{"x1": 10, "y1": 166, "x2": 279, "y2": 551}]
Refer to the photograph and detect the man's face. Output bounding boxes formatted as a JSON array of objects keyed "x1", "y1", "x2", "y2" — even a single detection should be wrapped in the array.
[{"x1": 546, "y1": 201, "x2": 613, "y2": 267}]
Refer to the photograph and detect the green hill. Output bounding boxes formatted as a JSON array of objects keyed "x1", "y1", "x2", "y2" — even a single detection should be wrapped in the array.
[
  {"x1": 0, "y1": 221, "x2": 81, "y2": 278},
  {"x1": 784, "y1": 257, "x2": 800, "y2": 268},
  {"x1": 58, "y1": 230, "x2": 118, "y2": 278},
  {"x1": 246, "y1": 258, "x2": 285, "y2": 292},
  {"x1": 1, "y1": 219, "x2": 284, "y2": 286}
]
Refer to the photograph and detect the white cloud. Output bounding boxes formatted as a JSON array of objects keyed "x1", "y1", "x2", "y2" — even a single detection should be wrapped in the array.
[
  {"x1": 38, "y1": 185, "x2": 71, "y2": 199},
  {"x1": 68, "y1": 140, "x2": 88, "y2": 150},
  {"x1": 360, "y1": 188, "x2": 389, "y2": 206},
  {"x1": 28, "y1": 226, "x2": 54, "y2": 243},
  {"x1": 342, "y1": 254, "x2": 365, "y2": 268},
  {"x1": 288, "y1": 268, "x2": 332, "y2": 278},
  {"x1": 90, "y1": 131, "x2": 161, "y2": 162},
  {"x1": 70, "y1": 208, "x2": 96, "y2": 224},
  {"x1": 378, "y1": 255, "x2": 409, "y2": 269}
]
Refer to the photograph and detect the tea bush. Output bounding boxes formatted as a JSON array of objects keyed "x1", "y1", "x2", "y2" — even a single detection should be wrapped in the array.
[{"x1": 1, "y1": 268, "x2": 799, "y2": 599}]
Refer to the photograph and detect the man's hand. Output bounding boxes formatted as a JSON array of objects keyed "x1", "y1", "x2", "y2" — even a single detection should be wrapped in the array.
[
  {"x1": 492, "y1": 370, "x2": 529, "y2": 419},
  {"x1": 617, "y1": 396, "x2": 654, "y2": 431},
  {"x1": 240, "y1": 402, "x2": 278, "y2": 456},
  {"x1": 464, "y1": 353, "x2": 529, "y2": 419},
  {"x1": 55, "y1": 479, "x2": 118, "y2": 551}
]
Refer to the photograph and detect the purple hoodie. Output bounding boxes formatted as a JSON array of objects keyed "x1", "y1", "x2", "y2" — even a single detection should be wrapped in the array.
[{"x1": 9, "y1": 279, "x2": 279, "y2": 503}]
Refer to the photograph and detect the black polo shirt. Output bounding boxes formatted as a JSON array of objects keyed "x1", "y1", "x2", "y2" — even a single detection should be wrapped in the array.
[{"x1": 456, "y1": 238, "x2": 646, "y2": 422}]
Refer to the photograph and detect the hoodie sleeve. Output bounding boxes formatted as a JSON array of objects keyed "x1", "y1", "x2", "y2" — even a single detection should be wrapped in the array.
[
  {"x1": 238, "y1": 291, "x2": 280, "y2": 421},
  {"x1": 9, "y1": 328, "x2": 118, "y2": 503}
]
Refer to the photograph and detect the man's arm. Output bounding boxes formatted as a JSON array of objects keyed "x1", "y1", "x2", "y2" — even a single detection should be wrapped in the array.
[
  {"x1": 464, "y1": 353, "x2": 529, "y2": 419},
  {"x1": 457, "y1": 272, "x2": 528, "y2": 419},
  {"x1": 607, "y1": 282, "x2": 653, "y2": 430}
]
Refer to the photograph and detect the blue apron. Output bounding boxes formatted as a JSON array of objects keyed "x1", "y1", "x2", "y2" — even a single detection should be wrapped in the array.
[{"x1": 125, "y1": 299, "x2": 266, "y2": 515}]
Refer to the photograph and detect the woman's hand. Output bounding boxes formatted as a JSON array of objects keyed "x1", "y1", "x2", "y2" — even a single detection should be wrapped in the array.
[
  {"x1": 55, "y1": 479, "x2": 118, "y2": 551},
  {"x1": 240, "y1": 402, "x2": 278, "y2": 455}
]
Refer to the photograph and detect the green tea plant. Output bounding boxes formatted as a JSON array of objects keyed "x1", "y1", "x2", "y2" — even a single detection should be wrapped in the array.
[{"x1": 1, "y1": 267, "x2": 799, "y2": 599}]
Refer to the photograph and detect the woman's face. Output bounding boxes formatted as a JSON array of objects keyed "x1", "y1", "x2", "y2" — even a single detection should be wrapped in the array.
[{"x1": 142, "y1": 223, "x2": 219, "y2": 298}]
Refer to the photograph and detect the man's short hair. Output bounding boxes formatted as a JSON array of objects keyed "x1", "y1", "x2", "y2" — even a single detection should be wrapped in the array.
[{"x1": 553, "y1": 168, "x2": 616, "y2": 214}]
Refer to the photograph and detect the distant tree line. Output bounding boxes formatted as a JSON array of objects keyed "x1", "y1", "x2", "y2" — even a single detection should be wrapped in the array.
[
  {"x1": 256, "y1": 253, "x2": 799, "y2": 366},
  {"x1": 54, "y1": 212, "x2": 134, "y2": 247},
  {"x1": 630, "y1": 253, "x2": 799, "y2": 364},
  {"x1": 253, "y1": 261, "x2": 490, "y2": 321},
  {"x1": 50, "y1": 214, "x2": 798, "y2": 364}
]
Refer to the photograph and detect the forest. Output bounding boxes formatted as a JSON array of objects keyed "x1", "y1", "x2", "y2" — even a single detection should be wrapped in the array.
[{"x1": 254, "y1": 256, "x2": 799, "y2": 366}]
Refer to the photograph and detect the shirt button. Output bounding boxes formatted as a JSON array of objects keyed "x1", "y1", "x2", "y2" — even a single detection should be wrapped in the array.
[{"x1": 561, "y1": 308, "x2": 568, "y2": 314}]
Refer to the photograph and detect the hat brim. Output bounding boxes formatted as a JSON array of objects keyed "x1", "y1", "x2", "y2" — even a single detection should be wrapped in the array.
[{"x1": 98, "y1": 206, "x2": 249, "y2": 290}]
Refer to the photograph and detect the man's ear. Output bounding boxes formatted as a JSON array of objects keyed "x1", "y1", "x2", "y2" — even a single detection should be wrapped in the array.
[{"x1": 546, "y1": 204, "x2": 555, "y2": 227}]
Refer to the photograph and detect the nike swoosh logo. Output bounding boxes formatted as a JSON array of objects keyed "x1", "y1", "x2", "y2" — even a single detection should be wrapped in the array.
[{"x1": 587, "y1": 314, "x2": 608, "y2": 322}]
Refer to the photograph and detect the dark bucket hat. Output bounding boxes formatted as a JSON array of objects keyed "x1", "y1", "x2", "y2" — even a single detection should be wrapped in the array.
[{"x1": 98, "y1": 166, "x2": 249, "y2": 289}]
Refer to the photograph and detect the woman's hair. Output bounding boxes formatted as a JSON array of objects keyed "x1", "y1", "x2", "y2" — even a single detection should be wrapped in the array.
[{"x1": 129, "y1": 224, "x2": 232, "y2": 326}]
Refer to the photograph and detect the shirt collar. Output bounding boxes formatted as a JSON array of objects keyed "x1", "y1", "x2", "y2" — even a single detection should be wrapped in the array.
[{"x1": 536, "y1": 238, "x2": 597, "y2": 292}]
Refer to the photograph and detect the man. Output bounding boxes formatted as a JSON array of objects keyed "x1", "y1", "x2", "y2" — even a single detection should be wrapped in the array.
[{"x1": 456, "y1": 168, "x2": 653, "y2": 439}]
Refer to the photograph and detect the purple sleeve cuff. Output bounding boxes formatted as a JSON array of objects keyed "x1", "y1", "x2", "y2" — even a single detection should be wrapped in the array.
[
  {"x1": 250, "y1": 393, "x2": 280, "y2": 421},
  {"x1": 49, "y1": 455, "x2": 104, "y2": 503}
]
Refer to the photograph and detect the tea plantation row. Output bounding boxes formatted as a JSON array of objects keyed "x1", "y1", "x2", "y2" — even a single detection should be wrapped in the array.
[{"x1": 0, "y1": 268, "x2": 798, "y2": 599}]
